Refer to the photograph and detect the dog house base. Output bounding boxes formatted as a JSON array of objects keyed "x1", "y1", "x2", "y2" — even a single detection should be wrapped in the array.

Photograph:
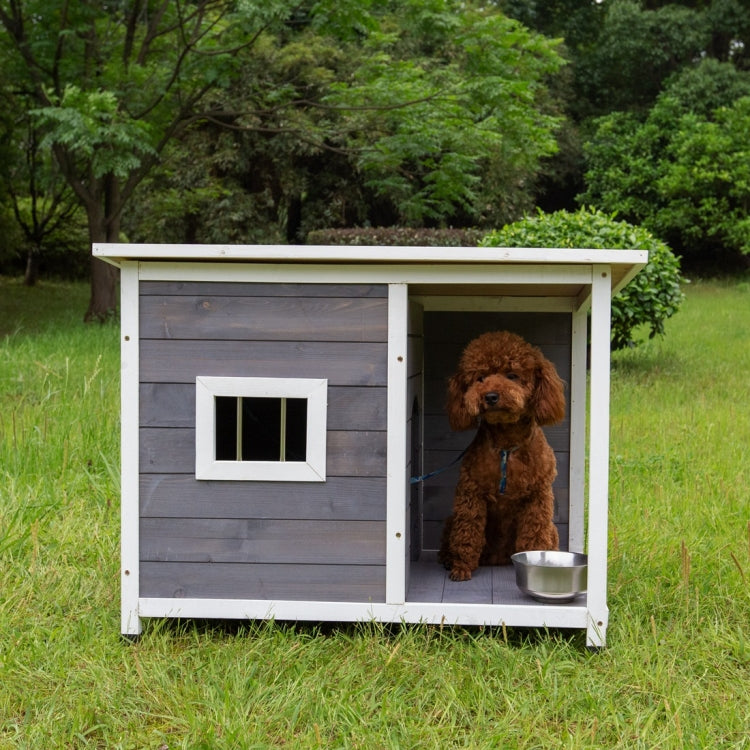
[{"x1": 97, "y1": 244, "x2": 646, "y2": 648}]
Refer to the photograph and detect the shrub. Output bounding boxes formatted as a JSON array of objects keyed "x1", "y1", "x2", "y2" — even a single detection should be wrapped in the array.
[
  {"x1": 306, "y1": 227, "x2": 485, "y2": 247},
  {"x1": 481, "y1": 208, "x2": 685, "y2": 350}
]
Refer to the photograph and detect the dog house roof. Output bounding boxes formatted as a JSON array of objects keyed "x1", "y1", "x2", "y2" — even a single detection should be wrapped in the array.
[{"x1": 94, "y1": 244, "x2": 647, "y2": 300}]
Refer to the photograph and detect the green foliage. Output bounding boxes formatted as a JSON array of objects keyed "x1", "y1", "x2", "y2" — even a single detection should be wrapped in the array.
[
  {"x1": 122, "y1": 133, "x2": 286, "y2": 246},
  {"x1": 306, "y1": 226, "x2": 485, "y2": 246},
  {"x1": 125, "y1": 0, "x2": 566, "y2": 241},
  {"x1": 323, "y1": 0, "x2": 565, "y2": 226},
  {"x1": 4, "y1": 0, "x2": 750, "y2": 276},
  {"x1": 657, "y1": 97, "x2": 750, "y2": 256},
  {"x1": 482, "y1": 208, "x2": 685, "y2": 350},
  {"x1": 574, "y1": 0, "x2": 709, "y2": 116},
  {"x1": 1, "y1": 198, "x2": 89, "y2": 278},
  {"x1": 581, "y1": 59, "x2": 750, "y2": 264},
  {"x1": 32, "y1": 87, "x2": 156, "y2": 180}
]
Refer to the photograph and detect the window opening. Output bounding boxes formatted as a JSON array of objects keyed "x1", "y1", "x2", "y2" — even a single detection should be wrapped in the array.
[{"x1": 215, "y1": 396, "x2": 307, "y2": 462}]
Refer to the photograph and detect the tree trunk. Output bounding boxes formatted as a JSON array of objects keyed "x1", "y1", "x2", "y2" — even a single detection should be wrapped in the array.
[
  {"x1": 24, "y1": 249, "x2": 40, "y2": 287},
  {"x1": 84, "y1": 175, "x2": 121, "y2": 322},
  {"x1": 85, "y1": 255, "x2": 120, "y2": 322}
]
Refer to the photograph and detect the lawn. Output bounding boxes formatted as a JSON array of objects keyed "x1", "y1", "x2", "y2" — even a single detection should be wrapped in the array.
[{"x1": 1, "y1": 274, "x2": 749, "y2": 749}]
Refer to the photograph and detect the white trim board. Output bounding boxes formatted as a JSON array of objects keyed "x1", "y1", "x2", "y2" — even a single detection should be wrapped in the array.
[
  {"x1": 385, "y1": 284, "x2": 409, "y2": 604},
  {"x1": 95, "y1": 242, "x2": 648, "y2": 268},
  {"x1": 120, "y1": 262, "x2": 141, "y2": 636},
  {"x1": 136, "y1": 596, "x2": 593, "y2": 633},
  {"x1": 134, "y1": 260, "x2": 594, "y2": 287}
]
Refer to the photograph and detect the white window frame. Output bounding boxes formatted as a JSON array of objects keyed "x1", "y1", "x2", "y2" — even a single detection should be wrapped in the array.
[{"x1": 195, "y1": 376, "x2": 327, "y2": 481}]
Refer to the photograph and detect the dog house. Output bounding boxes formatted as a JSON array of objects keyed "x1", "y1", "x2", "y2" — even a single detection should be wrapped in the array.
[{"x1": 95, "y1": 243, "x2": 647, "y2": 647}]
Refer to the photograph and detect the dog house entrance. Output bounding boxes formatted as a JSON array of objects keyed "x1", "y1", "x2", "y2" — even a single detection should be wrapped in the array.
[{"x1": 405, "y1": 308, "x2": 576, "y2": 607}]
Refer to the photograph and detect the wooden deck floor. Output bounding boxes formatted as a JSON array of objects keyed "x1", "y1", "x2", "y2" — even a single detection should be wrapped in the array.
[{"x1": 407, "y1": 552, "x2": 587, "y2": 607}]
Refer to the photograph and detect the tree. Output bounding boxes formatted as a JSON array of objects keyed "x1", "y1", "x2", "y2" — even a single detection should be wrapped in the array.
[
  {"x1": 326, "y1": 2, "x2": 565, "y2": 227},
  {"x1": 124, "y1": 0, "x2": 566, "y2": 241},
  {"x1": 573, "y1": 1, "x2": 710, "y2": 117},
  {"x1": 580, "y1": 59, "x2": 750, "y2": 265},
  {"x1": 0, "y1": 106, "x2": 82, "y2": 285},
  {"x1": 0, "y1": 0, "x2": 277, "y2": 319},
  {"x1": 2, "y1": 0, "x2": 565, "y2": 312},
  {"x1": 500, "y1": 0, "x2": 750, "y2": 214}
]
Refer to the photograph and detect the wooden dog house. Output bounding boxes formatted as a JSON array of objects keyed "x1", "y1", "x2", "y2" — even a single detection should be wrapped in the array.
[{"x1": 95, "y1": 243, "x2": 647, "y2": 647}]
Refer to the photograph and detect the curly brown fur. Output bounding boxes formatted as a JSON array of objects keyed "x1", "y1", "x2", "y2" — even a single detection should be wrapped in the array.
[{"x1": 437, "y1": 331, "x2": 566, "y2": 581}]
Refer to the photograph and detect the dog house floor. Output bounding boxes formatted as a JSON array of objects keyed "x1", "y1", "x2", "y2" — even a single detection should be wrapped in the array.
[{"x1": 407, "y1": 552, "x2": 587, "y2": 607}]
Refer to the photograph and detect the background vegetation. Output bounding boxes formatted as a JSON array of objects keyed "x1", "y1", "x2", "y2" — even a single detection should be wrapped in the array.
[
  {"x1": 1, "y1": 275, "x2": 748, "y2": 747},
  {"x1": 483, "y1": 208, "x2": 685, "y2": 350},
  {"x1": 2, "y1": 0, "x2": 749, "y2": 315}
]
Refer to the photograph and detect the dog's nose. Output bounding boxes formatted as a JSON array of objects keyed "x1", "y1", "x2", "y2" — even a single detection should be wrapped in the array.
[{"x1": 484, "y1": 392, "x2": 499, "y2": 405}]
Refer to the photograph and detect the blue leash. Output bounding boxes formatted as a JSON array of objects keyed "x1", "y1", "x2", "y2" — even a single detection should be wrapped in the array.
[
  {"x1": 410, "y1": 448, "x2": 467, "y2": 485},
  {"x1": 411, "y1": 447, "x2": 515, "y2": 494}
]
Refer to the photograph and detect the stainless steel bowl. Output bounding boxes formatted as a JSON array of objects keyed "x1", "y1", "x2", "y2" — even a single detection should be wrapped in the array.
[{"x1": 511, "y1": 551, "x2": 588, "y2": 603}]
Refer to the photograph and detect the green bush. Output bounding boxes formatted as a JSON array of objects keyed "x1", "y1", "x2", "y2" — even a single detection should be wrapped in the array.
[
  {"x1": 306, "y1": 226, "x2": 485, "y2": 247},
  {"x1": 481, "y1": 208, "x2": 685, "y2": 350}
]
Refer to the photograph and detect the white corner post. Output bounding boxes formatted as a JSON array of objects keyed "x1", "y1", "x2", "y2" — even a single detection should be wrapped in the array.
[
  {"x1": 568, "y1": 305, "x2": 589, "y2": 554},
  {"x1": 386, "y1": 283, "x2": 409, "y2": 604},
  {"x1": 586, "y1": 265, "x2": 612, "y2": 647},
  {"x1": 120, "y1": 262, "x2": 142, "y2": 637}
]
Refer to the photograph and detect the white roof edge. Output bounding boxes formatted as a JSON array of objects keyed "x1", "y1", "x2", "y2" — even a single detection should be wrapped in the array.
[{"x1": 93, "y1": 242, "x2": 648, "y2": 267}]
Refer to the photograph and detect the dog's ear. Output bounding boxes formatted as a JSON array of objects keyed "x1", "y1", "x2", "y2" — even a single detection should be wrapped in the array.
[
  {"x1": 446, "y1": 373, "x2": 475, "y2": 431},
  {"x1": 531, "y1": 358, "x2": 566, "y2": 425}
]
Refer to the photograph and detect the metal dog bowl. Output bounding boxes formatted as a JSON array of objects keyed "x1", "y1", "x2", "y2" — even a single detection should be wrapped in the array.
[{"x1": 511, "y1": 551, "x2": 588, "y2": 603}]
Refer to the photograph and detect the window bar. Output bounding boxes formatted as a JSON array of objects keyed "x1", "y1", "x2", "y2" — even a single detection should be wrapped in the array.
[
  {"x1": 236, "y1": 397, "x2": 243, "y2": 462},
  {"x1": 279, "y1": 397, "x2": 287, "y2": 461}
]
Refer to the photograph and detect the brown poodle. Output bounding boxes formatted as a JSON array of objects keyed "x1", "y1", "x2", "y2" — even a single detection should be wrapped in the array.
[{"x1": 438, "y1": 331, "x2": 566, "y2": 581}]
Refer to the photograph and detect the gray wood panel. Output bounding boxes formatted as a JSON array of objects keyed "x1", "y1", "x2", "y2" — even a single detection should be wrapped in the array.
[
  {"x1": 140, "y1": 561, "x2": 386, "y2": 602},
  {"x1": 327, "y1": 387, "x2": 387, "y2": 431},
  {"x1": 136, "y1": 279, "x2": 393, "y2": 600},
  {"x1": 140, "y1": 383, "x2": 387, "y2": 430},
  {"x1": 141, "y1": 282, "x2": 388, "y2": 298},
  {"x1": 140, "y1": 475, "x2": 387, "y2": 520},
  {"x1": 327, "y1": 430, "x2": 387, "y2": 477},
  {"x1": 140, "y1": 295, "x2": 388, "y2": 342},
  {"x1": 424, "y1": 311, "x2": 572, "y2": 345},
  {"x1": 140, "y1": 519, "x2": 385, "y2": 565},
  {"x1": 139, "y1": 340, "x2": 388, "y2": 386},
  {"x1": 139, "y1": 427, "x2": 387, "y2": 476}
]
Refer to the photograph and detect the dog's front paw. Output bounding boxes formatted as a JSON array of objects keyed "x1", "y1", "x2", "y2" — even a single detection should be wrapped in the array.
[{"x1": 449, "y1": 566, "x2": 472, "y2": 582}]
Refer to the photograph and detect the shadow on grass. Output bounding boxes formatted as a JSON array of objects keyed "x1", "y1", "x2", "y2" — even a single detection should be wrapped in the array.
[
  {"x1": 611, "y1": 341, "x2": 685, "y2": 381},
  {"x1": 131, "y1": 616, "x2": 591, "y2": 652}
]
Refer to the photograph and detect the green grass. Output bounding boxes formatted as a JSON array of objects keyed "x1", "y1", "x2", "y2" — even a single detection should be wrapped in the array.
[{"x1": 1, "y1": 274, "x2": 749, "y2": 749}]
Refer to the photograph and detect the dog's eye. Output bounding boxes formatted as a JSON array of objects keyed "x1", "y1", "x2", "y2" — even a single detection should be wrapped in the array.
[
  {"x1": 506, "y1": 372, "x2": 519, "y2": 381},
  {"x1": 476, "y1": 375, "x2": 485, "y2": 383}
]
